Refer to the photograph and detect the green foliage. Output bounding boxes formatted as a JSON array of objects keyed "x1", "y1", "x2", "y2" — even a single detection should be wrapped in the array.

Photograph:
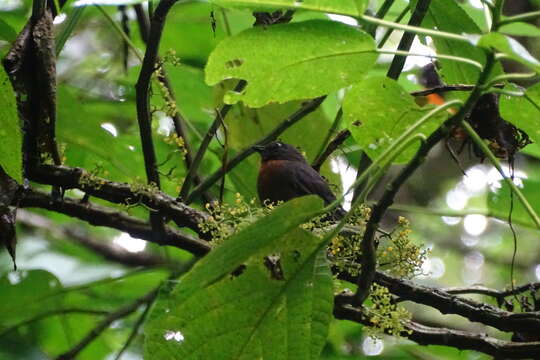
[
  {"x1": 0, "y1": 68, "x2": 22, "y2": 183},
  {"x1": 0, "y1": 18, "x2": 17, "y2": 43},
  {"x1": 144, "y1": 196, "x2": 334, "y2": 359},
  {"x1": 210, "y1": 0, "x2": 367, "y2": 17},
  {"x1": 478, "y1": 33, "x2": 540, "y2": 72},
  {"x1": 488, "y1": 179, "x2": 540, "y2": 229},
  {"x1": 343, "y1": 76, "x2": 448, "y2": 163},
  {"x1": 422, "y1": 0, "x2": 492, "y2": 97},
  {"x1": 500, "y1": 83, "x2": 540, "y2": 145},
  {"x1": 2, "y1": 0, "x2": 540, "y2": 358},
  {"x1": 205, "y1": 20, "x2": 377, "y2": 107}
]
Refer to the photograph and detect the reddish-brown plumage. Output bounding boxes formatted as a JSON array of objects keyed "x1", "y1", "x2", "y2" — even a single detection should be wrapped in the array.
[{"x1": 254, "y1": 141, "x2": 346, "y2": 219}]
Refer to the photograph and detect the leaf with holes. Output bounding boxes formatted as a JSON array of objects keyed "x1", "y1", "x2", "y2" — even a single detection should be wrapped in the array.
[
  {"x1": 144, "y1": 196, "x2": 334, "y2": 360},
  {"x1": 343, "y1": 76, "x2": 449, "y2": 163},
  {"x1": 205, "y1": 19, "x2": 377, "y2": 107},
  {"x1": 500, "y1": 83, "x2": 540, "y2": 145}
]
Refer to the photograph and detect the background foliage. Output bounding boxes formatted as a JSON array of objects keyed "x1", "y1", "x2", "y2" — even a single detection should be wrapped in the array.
[{"x1": 1, "y1": 0, "x2": 540, "y2": 359}]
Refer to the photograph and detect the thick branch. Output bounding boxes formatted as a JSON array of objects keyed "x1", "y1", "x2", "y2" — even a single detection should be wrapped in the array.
[
  {"x1": 133, "y1": 4, "x2": 213, "y2": 204},
  {"x1": 17, "y1": 209, "x2": 171, "y2": 267},
  {"x1": 18, "y1": 188, "x2": 210, "y2": 256},
  {"x1": 334, "y1": 302, "x2": 540, "y2": 359},
  {"x1": 339, "y1": 270, "x2": 540, "y2": 334},
  {"x1": 27, "y1": 164, "x2": 208, "y2": 237}
]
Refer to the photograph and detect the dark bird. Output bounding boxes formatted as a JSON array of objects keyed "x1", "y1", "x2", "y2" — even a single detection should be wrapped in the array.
[{"x1": 254, "y1": 141, "x2": 346, "y2": 219}]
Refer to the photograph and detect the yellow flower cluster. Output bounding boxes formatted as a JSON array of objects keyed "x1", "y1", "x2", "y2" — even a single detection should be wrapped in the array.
[{"x1": 365, "y1": 283, "x2": 412, "y2": 339}]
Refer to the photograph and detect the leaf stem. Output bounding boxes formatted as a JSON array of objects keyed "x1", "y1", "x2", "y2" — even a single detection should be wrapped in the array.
[
  {"x1": 460, "y1": 120, "x2": 540, "y2": 229},
  {"x1": 361, "y1": 14, "x2": 469, "y2": 42},
  {"x1": 377, "y1": 49, "x2": 483, "y2": 69},
  {"x1": 95, "y1": 4, "x2": 143, "y2": 62}
]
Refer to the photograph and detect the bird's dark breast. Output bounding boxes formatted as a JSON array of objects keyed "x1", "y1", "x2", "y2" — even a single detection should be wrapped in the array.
[{"x1": 257, "y1": 160, "x2": 299, "y2": 204}]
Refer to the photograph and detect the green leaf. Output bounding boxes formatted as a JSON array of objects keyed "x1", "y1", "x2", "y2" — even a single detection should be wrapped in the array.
[
  {"x1": 0, "y1": 270, "x2": 63, "y2": 333},
  {"x1": 0, "y1": 18, "x2": 17, "y2": 43},
  {"x1": 422, "y1": 0, "x2": 501, "y2": 95},
  {"x1": 210, "y1": 0, "x2": 367, "y2": 17},
  {"x1": 478, "y1": 33, "x2": 540, "y2": 73},
  {"x1": 205, "y1": 20, "x2": 377, "y2": 107},
  {"x1": 0, "y1": 68, "x2": 22, "y2": 183},
  {"x1": 500, "y1": 22, "x2": 540, "y2": 38},
  {"x1": 144, "y1": 196, "x2": 333, "y2": 360},
  {"x1": 499, "y1": 83, "x2": 540, "y2": 144},
  {"x1": 343, "y1": 76, "x2": 449, "y2": 163},
  {"x1": 488, "y1": 179, "x2": 540, "y2": 229}
]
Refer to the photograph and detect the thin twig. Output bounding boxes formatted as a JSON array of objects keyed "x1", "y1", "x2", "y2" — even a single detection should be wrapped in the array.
[
  {"x1": 113, "y1": 301, "x2": 152, "y2": 360},
  {"x1": 0, "y1": 308, "x2": 109, "y2": 339},
  {"x1": 313, "y1": 108, "x2": 343, "y2": 169},
  {"x1": 411, "y1": 83, "x2": 504, "y2": 97},
  {"x1": 386, "y1": 0, "x2": 432, "y2": 80},
  {"x1": 185, "y1": 96, "x2": 327, "y2": 204},
  {"x1": 179, "y1": 80, "x2": 246, "y2": 201},
  {"x1": 312, "y1": 129, "x2": 350, "y2": 172},
  {"x1": 55, "y1": 289, "x2": 158, "y2": 360}
]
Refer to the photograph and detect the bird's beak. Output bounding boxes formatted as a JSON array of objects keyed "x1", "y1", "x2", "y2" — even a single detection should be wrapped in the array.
[{"x1": 253, "y1": 144, "x2": 265, "y2": 153}]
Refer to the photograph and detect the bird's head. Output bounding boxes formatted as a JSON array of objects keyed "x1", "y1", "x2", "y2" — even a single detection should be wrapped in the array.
[{"x1": 253, "y1": 141, "x2": 306, "y2": 163}]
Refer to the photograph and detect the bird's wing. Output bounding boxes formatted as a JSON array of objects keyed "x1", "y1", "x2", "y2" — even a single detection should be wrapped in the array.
[{"x1": 289, "y1": 163, "x2": 338, "y2": 205}]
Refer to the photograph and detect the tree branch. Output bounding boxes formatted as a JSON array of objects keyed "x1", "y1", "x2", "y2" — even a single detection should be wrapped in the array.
[
  {"x1": 0, "y1": 308, "x2": 109, "y2": 341},
  {"x1": 18, "y1": 187, "x2": 210, "y2": 256},
  {"x1": 27, "y1": 164, "x2": 208, "y2": 237},
  {"x1": 133, "y1": 3, "x2": 214, "y2": 205},
  {"x1": 444, "y1": 283, "x2": 540, "y2": 299},
  {"x1": 17, "y1": 209, "x2": 171, "y2": 267},
  {"x1": 312, "y1": 129, "x2": 350, "y2": 172},
  {"x1": 334, "y1": 302, "x2": 540, "y2": 359}
]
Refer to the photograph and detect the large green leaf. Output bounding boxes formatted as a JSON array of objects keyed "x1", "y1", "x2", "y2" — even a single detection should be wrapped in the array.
[
  {"x1": 343, "y1": 76, "x2": 449, "y2": 163},
  {"x1": 205, "y1": 20, "x2": 377, "y2": 107},
  {"x1": 478, "y1": 33, "x2": 540, "y2": 73},
  {"x1": 499, "y1": 83, "x2": 540, "y2": 144},
  {"x1": 500, "y1": 22, "x2": 540, "y2": 38},
  {"x1": 422, "y1": 0, "x2": 500, "y2": 93},
  {"x1": 210, "y1": 0, "x2": 367, "y2": 16},
  {"x1": 0, "y1": 68, "x2": 22, "y2": 183},
  {"x1": 144, "y1": 196, "x2": 334, "y2": 360},
  {"x1": 487, "y1": 179, "x2": 540, "y2": 229}
]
